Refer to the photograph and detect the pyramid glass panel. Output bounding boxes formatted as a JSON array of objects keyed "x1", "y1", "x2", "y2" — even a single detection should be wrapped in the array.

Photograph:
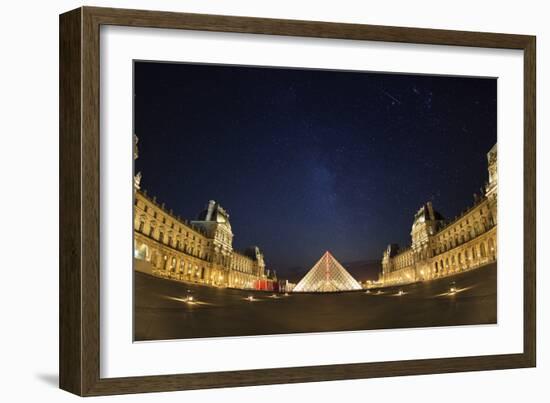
[{"x1": 293, "y1": 251, "x2": 362, "y2": 292}]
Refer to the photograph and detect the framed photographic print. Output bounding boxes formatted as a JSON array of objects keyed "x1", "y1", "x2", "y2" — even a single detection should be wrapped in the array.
[{"x1": 59, "y1": 6, "x2": 536, "y2": 396}]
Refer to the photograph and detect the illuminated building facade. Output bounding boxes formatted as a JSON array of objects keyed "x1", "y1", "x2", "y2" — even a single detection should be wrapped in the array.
[
  {"x1": 133, "y1": 136, "x2": 275, "y2": 290},
  {"x1": 379, "y1": 144, "x2": 498, "y2": 285}
]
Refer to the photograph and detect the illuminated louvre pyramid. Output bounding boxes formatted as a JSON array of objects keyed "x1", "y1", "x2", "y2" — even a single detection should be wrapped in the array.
[{"x1": 293, "y1": 251, "x2": 362, "y2": 292}]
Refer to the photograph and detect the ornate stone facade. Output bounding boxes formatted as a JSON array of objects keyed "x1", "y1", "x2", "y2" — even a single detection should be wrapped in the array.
[
  {"x1": 132, "y1": 135, "x2": 274, "y2": 289},
  {"x1": 133, "y1": 193, "x2": 272, "y2": 289},
  {"x1": 379, "y1": 144, "x2": 497, "y2": 285}
]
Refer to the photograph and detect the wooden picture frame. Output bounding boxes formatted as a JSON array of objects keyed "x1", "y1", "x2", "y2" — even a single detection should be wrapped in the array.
[{"x1": 59, "y1": 6, "x2": 536, "y2": 396}]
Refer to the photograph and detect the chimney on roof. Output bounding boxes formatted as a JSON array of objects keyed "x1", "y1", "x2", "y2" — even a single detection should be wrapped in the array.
[
  {"x1": 205, "y1": 200, "x2": 216, "y2": 221},
  {"x1": 426, "y1": 201, "x2": 435, "y2": 220}
]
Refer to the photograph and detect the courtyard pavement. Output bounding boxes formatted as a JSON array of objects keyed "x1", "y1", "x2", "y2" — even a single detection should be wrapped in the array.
[{"x1": 134, "y1": 263, "x2": 497, "y2": 341}]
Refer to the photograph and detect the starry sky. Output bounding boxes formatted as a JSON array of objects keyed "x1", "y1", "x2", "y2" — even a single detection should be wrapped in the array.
[{"x1": 134, "y1": 61, "x2": 496, "y2": 281}]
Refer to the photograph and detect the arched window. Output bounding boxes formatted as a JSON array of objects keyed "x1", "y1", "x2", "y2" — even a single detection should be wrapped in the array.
[
  {"x1": 171, "y1": 257, "x2": 177, "y2": 271},
  {"x1": 179, "y1": 260, "x2": 185, "y2": 274},
  {"x1": 475, "y1": 222, "x2": 482, "y2": 235},
  {"x1": 480, "y1": 243, "x2": 487, "y2": 257}
]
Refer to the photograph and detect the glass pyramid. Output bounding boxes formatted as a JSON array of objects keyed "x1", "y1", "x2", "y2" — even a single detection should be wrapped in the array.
[{"x1": 293, "y1": 251, "x2": 362, "y2": 292}]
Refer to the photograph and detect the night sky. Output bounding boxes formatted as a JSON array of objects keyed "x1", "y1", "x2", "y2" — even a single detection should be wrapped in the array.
[{"x1": 134, "y1": 61, "x2": 496, "y2": 281}]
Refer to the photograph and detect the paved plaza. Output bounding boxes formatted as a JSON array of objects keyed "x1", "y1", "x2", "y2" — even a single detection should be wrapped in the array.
[{"x1": 134, "y1": 263, "x2": 496, "y2": 341}]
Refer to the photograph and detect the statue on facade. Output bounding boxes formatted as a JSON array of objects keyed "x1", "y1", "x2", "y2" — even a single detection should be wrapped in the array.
[
  {"x1": 133, "y1": 134, "x2": 139, "y2": 160},
  {"x1": 134, "y1": 171, "x2": 142, "y2": 190},
  {"x1": 133, "y1": 134, "x2": 142, "y2": 190}
]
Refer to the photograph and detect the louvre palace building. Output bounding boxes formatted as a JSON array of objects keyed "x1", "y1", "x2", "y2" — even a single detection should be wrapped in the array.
[
  {"x1": 379, "y1": 144, "x2": 497, "y2": 285},
  {"x1": 133, "y1": 136, "x2": 277, "y2": 290}
]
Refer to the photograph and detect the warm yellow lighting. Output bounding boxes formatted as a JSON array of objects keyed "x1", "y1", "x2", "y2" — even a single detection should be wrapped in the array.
[{"x1": 398, "y1": 290, "x2": 404, "y2": 296}]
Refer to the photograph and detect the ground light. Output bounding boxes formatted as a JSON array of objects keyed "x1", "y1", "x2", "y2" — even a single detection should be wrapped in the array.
[
  {"x1": 449, "y1": 281, "x2": 457, "y2": 294},
  {"x1": 397, "y1": 289, "x2": 404, "y2": 296},
  {"x1": 246, "y1": 295, "x2": 255, "y2": 302},
  {"x1": 284, "y1": 292, "x2": 289, "y2": 296},
  {"x1": 184, "y1": 289, "x2": 194, "y2": 303},
  {"x1": 365, "y1": 290, "x2": 371, "y2": 294}
]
